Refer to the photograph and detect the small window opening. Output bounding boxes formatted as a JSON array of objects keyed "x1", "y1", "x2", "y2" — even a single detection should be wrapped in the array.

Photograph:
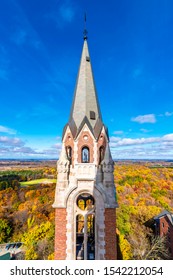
[
  {"x1": 66, "y1": 146, "x2": 72, "y2": 164},
  {"x1": 90, "y1": 111, "x2": 96, "y2": 120},
  {"x1": 82, "y1": 147, "x2": 90, "y2": 163},
  {"x1": 99, "y1": 146, "x2": 104, "y2": 164},
  {"x1": 77, "y1": 193, "x2": 95, "y2": 211}
]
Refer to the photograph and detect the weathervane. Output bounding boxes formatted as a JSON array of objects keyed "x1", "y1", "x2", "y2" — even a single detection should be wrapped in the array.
[{"x1": 83, "y1": 13, "x2": 88, "y2": 40}]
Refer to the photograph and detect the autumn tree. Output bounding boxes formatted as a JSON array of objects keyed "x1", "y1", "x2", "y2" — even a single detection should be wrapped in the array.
[
  {"x1": 129, "y1": 227, "x2": 170, "y2": 260},
  {"x1": 21, "y1": 221, "x2": 54, "y2": 260},
  {"x1": 0, "y1": 219, "x2": 12, "y2": 243}
]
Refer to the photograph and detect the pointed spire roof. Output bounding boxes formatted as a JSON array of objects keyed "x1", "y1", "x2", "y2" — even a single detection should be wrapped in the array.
[
  {"x1": 101, "y1": 144, "x2": 114, "y2": 165},
  {"x1": 68, "y1": 38, "x2": 103, "y2": 138}
]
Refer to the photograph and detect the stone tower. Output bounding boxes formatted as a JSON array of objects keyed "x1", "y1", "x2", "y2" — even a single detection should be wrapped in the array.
[{"x1": 53, "y1": 32, "x2": 117, "y2": 260}]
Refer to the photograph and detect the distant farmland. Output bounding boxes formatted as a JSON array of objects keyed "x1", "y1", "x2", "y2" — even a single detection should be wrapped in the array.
[{"x1": 20, "y1": 178, "x2": 56, "y2": 186}]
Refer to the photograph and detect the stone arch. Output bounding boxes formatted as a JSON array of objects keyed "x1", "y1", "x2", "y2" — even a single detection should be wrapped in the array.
[
  {"x1": 75, "y1": 193, "x2": 95, "y2": 259},
  {"x1": 65, "y1": 185, "x2": 106, "y2": 260},
  {"x1": 64, "y1": 184, "x2": 107, "y2": 209}
]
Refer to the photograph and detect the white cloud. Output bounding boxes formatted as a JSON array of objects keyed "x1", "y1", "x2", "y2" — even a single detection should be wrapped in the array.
[
  {"x1": 111, "y1": 145, "x2": 173, "y2": 159},
  {"x1": 0, "y1": 134, "x2": 62, "y2": 159},
  {"x1": 110, "y1": 133, "x2": 173, "y2": 159},
  {"x1": 0, "y1": 136, "x2": 42, "y2": 157},
  {"x1": 131, "y1": 114, "x2": 156, "y2": 124},
  {"x1": 162, "y1": 133, "x2": 173, "y2": 141},
  {"x1": 110, "y1": 137, "x2": 121, "y2": 143},
  {"x1": 0, "y1": 125, "x2": 16, "y2": 135},
  {"x1": 0, "y1": 136, "x2": 24, "y2": 147},
  {"x1": 13, "y1": 147, "x2": 40, "y2": 154},
  {"x1": 110, "y1": 133, "x2": 173, "y2": 147},
  {"x1": 54, "y1": 143, "x2": 62, "y2": 149},
  {"x1": 113, "y1": 130, "x2": 123, "y2": 135},
  {"x1": 110, "y1": 136, "x2": 160, "y2": 147}
]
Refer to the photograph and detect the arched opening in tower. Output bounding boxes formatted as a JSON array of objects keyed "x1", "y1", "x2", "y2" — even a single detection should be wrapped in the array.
[
  {"x1": 76, "y1": 193, "x2": 95, "y2": 260},
  {"x1": 81, "y1": 147, "x2": 90, "y2": 163}
]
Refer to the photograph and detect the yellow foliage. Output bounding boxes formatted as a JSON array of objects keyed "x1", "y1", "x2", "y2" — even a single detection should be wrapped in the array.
[
  {"x1": 118, "y1": 234, "x2": 132, "y2": 260},
  {"x1": 25, "y1": 247, "x2": 38, "y2": 260},
  {"x1": 48, "y1": 253, "x2": 54, "y2": 260}
]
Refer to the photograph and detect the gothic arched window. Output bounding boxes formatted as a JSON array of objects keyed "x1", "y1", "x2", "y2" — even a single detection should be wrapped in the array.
[
  {"x1": 82, "y1": 147, "x2": 90, "y2": 163},
  {"x1": 76, "y1": 193, "x2": 95, "y2": 260},
  {"x1": 76, "y1": 193, "x2": 95, "y2": 210},
  {"x1": 66, "y1": 146, "x2": 72, "y2": 164},
  {"x1": 99, "y1": 146, "x2": 104, "y2": 164}
]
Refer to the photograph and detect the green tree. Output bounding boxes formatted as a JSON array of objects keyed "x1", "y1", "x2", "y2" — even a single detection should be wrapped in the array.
[
  {"x1": 0, "y1": 181, "x2": 8, "y2": 190},
  {"x1": 0, "y1": 219, "x2": 12, "y2": 243}
]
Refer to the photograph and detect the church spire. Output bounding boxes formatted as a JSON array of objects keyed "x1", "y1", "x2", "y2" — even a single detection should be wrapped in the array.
[
  {"x1": 54, "y1": 24, "x2": 117, "y2": 260},
  {"x1": 68, "y1": 30, "x2": 104, "y2": 139}
]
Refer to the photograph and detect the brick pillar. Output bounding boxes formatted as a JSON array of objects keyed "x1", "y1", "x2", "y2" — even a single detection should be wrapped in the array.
[
  {"x1": 54, "y1": 208, "x2": 67, "y2": 260},
  {"x1": 105, "y1": 209, "x2": 117, "y2": 260}
]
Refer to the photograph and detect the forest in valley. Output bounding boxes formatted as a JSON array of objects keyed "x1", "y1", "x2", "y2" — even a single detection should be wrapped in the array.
[
  {"x1": 0, "y1": 164, "x2": 56, "y2": 260},
  {"x1": 114, "y1": 162, "x2": 173, "y2": 260},
  {"x1": 0, "y1": 160, "x2": 173, "y2": 260}
]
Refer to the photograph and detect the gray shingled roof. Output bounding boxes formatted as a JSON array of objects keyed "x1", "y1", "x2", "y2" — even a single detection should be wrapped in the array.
[{"x1": 67, "y1": 39, "x2": 105, "y2": 139}]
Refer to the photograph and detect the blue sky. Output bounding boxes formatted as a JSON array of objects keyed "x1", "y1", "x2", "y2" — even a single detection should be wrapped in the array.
[{"x1": 0, "y1": 0, "x2": 173, "y2": 159}]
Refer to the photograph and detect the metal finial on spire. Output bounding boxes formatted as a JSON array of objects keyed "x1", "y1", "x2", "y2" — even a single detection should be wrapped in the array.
[{"x1": 83, "y1": 13, "x2": 88, "y2": 40}]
